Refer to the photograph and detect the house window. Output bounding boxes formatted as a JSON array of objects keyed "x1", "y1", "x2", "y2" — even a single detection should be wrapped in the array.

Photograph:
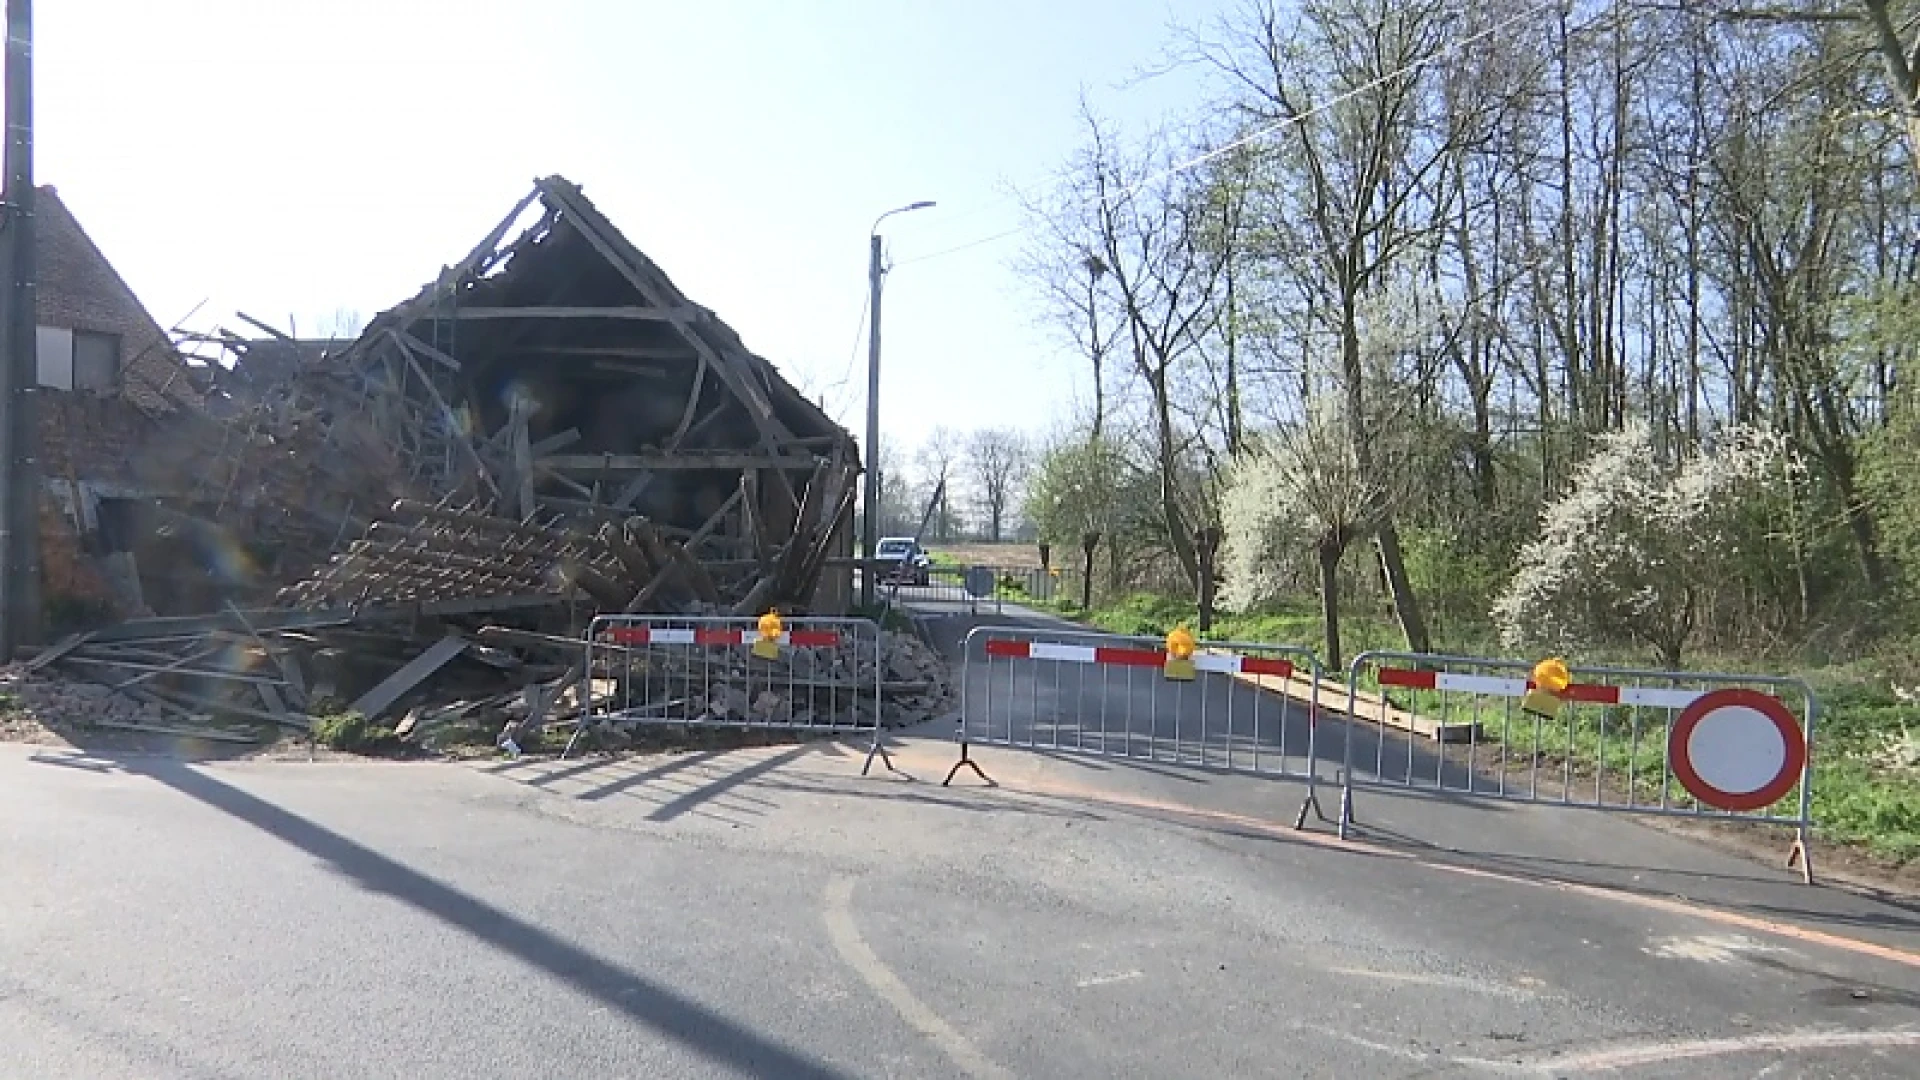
[
  {"x1": 35, "y1": 325, "x2": 73, "y2": 389},
  {"x1": 73, "y1": 330, "x2": 119, "y2": 393}
]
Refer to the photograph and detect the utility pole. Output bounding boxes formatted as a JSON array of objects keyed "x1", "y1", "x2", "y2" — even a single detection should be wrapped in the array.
[
  {"x1": 858, "y1": 200, "x2": 933, "y2": 610},
  {"x1": 0, "y1": 0, "x2": 36, "y2": 661},
  {"x1": 860, "y1": 233, "x2": 883, "y2": 609}
]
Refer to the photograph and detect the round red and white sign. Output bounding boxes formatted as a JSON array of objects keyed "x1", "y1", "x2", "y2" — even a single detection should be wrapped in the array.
[{"x1": 1667, "y1": 688, "x2": 1806, "y2": 812}]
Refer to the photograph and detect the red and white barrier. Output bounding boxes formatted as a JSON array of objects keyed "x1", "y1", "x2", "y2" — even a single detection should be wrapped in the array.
[{"x1": 983, "y1": 638, "x2": 1295, "y2": 678}]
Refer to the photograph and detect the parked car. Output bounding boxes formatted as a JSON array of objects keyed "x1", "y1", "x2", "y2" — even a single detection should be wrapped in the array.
[{"x1": 873, "y1": 537, "x2": 933, "y2": 586}]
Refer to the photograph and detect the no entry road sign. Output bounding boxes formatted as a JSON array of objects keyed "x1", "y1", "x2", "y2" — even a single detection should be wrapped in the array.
[{"x1": 1667, "y1": 688, "x2": 1807, "y2": 813}]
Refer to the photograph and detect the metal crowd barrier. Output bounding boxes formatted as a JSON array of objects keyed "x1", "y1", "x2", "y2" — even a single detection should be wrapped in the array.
[
  {"x1": 945, "y1": 625, "x2": 1328, "y2": 827},
  {"x1": 579, "y1": 615, "x2": 889, "y2": 775},
  {"x1": 1341, "y1": 650, "x2": 1818, "y2": 881}
]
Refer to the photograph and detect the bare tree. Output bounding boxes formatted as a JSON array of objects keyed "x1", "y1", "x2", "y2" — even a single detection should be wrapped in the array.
[
  {"x1": 1714, "y1": 1, "x2": 1920, "y2": 180},
  {"x1": 915, "y1": 426, "x2": 964, "y2": 541},
  {"x1": 966, "y1": 428, "x2": 1033, "y2": 543},
  {"x1": 1181, "y1": 0, "x2": 1475, "y2": 653},
  {"x1": 1079, "y1": 108, "x2": 1227, "y2": 588}
]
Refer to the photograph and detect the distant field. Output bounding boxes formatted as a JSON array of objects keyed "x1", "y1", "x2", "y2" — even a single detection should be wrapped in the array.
[{"x1": 926, "y1": 542, "x2": 1044, "y2": 569}]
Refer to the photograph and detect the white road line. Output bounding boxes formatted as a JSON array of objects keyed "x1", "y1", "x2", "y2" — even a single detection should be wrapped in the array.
[
  {"x1": 821, "y1": 876, "x2": 1013, "y2": 1080},
  {"x1": 1534, "y1": 1029, "x2": 1920, "y2": 1073},
  {"x1": 1324, "y1": 966, "x2": 1543, "y2": 1001},
  {"x1": 1075, "y1": 970, "x2": 1144, "y2": 988}
]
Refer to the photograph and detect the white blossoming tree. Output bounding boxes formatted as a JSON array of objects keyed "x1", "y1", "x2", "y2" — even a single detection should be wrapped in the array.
[
  {"x1": 1492, "y1": 424, "x2": 1798, "y2": 667},
  {"x1": 1222, "y1": 398, "x2": 1392, "y2": 669}
]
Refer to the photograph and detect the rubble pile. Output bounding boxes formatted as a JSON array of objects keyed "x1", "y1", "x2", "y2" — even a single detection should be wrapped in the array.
[
  {"x1": 532, "y1": 625, "x2": 953, "y2": 753},
  {"x1": 0, "y1": 176, "x2": 936, "y2": 757},
  {"x1": 6, "y1": 603, "x2": 951, "y2": 754},
  {"x1": 0, "y1": 665, "x2": 261, "y2": 744}
]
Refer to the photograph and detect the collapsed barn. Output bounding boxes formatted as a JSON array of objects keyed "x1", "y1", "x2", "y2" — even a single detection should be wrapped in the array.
[{"x1": 15, "y1": 176, "x2": 947, "y2": 749}]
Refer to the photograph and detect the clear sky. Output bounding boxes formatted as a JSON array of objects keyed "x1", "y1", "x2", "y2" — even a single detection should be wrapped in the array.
[{"x1": 37, "y1": 0, "x2": 1218, "y2": 454}]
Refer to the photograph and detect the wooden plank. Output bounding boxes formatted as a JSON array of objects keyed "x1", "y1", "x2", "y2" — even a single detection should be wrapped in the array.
[
  {"x1": 420, "y1": 305, "x2": 694, "y2": 321},
  {"x1": 349, "y1": 635, "x2": 470, "y2": 721},
  {"x1": 529, "y1": 428, "x2": 581, "y2": 455},
  {"x1": 400, "y1": 332, "x2": 462, "y2": 371},
  {"x1": 257, "y1": 683, "x2": 291, "y2": 719},
  {"x1": 92, "y1": 718, "x2": 263, "y2": 744},
  {"x1": 686, "y1": 487, "x2": 745, "y2": 552},
  {"x1": 390, "y1": 333, "x2": 500, "y2": 499},
  {"x1": 669, "y1": 354, "x2": 709, "y2": 444},
  {"x1": 540, "y1": 453, "x2": 820, "y2": 472},
  {"x1": 509, "y1": 395, "x2": 537, "y2": 520},
  {"x1": 1223, "y1": 664, "x2": 1481, "y2": 743},
  {"x1": 25, "y1": 631, "x2": 94, "y2": 671},
  {"x1": 224, "y1": 602, "x2": 310, "y2": 710},
  {"x1": 610, "y1": 473, "x2": 654, "y2": 511}
]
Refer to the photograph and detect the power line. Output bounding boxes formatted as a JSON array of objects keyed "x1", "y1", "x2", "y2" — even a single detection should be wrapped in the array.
[
  {"x1": 1115, "y1": 0, "x2": 1565, "y2": 205},
  {"x1": 893, "y1": 226, "x2": 1026, "y2": 267},
  {"x1": 816, "y1": 288, "x2": 871, "y2": 421}
]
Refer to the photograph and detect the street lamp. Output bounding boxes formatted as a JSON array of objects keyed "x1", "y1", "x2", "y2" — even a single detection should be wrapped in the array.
[{"x1": 860, "y1": 199, "x2": 935, "y2": 608}]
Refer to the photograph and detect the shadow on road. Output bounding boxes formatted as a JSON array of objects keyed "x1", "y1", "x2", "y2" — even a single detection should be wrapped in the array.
[
  {"x1": 100, "y1": 756, "x2": 855, "y2": 1080},
  {"x1": 753, "y1": 772, "x2": 1106, "y2": 822},
  {"x1": 645, "y1": 744, "x2": 816, "y2": 822}
]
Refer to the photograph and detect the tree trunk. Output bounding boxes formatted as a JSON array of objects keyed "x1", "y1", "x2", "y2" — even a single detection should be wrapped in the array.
[
  {"x1": 1337, "y1": 295, "x2": 1432, "y2": 657},
  {"x1": 1196, "y1": 527, "x2": 1221, "y2": 633},
  {"x1": 1224, "y1": 258, "x2": 1244, "y2": 456},
  {"x1": 1372, "y1": 521, "x2": 1430, "y2": 655},
  {"x1": 1150, "y1": 368, "x2": 1201, "y2": 588},
  {"x1": 1080, "y1": 534, "x2": 1098, "y2": 611},
  {"x1": 1318, "y1": 533, "x2": 1344, "y2": 673}
]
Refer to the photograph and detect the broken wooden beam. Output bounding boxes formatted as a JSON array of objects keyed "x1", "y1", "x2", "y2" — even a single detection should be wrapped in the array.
[
  {"x1": 348, "y1": 634, "x2": 470, "y2": 721},
  {"x1": 419, "y1": 305, "x2": 696, "y2": 321},
  {"x1": 538, "y1": 452, "x2": 822, "y2": 472}
]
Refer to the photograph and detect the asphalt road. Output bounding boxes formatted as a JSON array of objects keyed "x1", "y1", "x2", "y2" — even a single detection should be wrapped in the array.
[{"x1": 1, "y1": 604, "x2": 1917, "y2": 1077}]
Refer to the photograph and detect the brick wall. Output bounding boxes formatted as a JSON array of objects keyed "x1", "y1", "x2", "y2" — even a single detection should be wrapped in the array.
[
  {"x1": 34, "y1": 186, "x2": 199, "y2": 417},
  {"x1": 37, "y1": 494, "x2": 117, "y2": 629},
  {"x1": 28, "y1": 186, "x2": 203, "y2": 622}
]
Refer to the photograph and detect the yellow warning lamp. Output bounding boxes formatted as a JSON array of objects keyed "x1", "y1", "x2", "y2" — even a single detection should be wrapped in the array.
[
  {"x1": 753, "y1": 610, "x2": 784, "y2": 660},
  {"x1": 1522, "y1": 657, "x2": 1571, "y2": 720},
  {"x1": 1164, "y1": 626, "x2": 1198, "y2": 682}
]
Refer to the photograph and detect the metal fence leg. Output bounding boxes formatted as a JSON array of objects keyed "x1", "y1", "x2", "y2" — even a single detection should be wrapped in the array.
[
  {"x1": 1336, "y1": 774, "x2": 1355, "y2": 839},
  {"x1": 861, "y1": 729, "x2": 895, "y2": 777},
  {"x1": 943, "y1": 741, "x2": 993, "y2": 786},
  {"x1": 560, "y1": 720, "x2": 590, "y2": 761},
  {"x1": 1293, "y1": 784, "x2": 1327, "y2": 830},
  {"x1": 1786, "y1": 826, "x2": 1815, "y2": 886}
]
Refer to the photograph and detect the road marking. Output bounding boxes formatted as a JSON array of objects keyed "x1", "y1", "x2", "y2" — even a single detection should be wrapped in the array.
[
  {"x1": 1290, "y1": 1021, "x2": 1441, "y2": 1064},
  {"x1": 1428, "y1": 862, "x2": 1920, "y2": 971},
  {"x1": 821, "y1": 876, "x2": 1012, "y2": 1080},
  {"x1": 1643, "y1": 933, "x2": 1791, "y2": 965},
  {"x1": 1533, "y1": 1028, "x2": 1920, "y2": 1072},
  {"x1": 1075, "y1": 970, "x2": 1143, "y2": 988},
  {"x1": 1324, "y1": 966, "x2": 1543, "y2": 1001},
  {"x1": 888, "y1": 745, "x2": 1920, "y2": 971}
]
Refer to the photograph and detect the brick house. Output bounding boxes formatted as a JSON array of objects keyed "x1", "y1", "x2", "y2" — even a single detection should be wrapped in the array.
[{"x1": 30, "y1": 185, "x2": 205, "y2": 628}]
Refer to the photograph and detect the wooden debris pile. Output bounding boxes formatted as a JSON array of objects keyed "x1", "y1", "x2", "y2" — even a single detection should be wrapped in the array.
[
  {"x1": 170, "y1": 175, "x2": 860, "y2": 617},
  {"x1": 544, "y1": 624, "x2": 953, "y2": 752},
  {"x1": 12, "y1": 608, "x2": 951, "y2": 752},
  {"x1": 13, "y1": 605, "x2": 566, "y2": 748},
  {"x1": 4, "y1": 176, "x2": 912, "y2": 750}
]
